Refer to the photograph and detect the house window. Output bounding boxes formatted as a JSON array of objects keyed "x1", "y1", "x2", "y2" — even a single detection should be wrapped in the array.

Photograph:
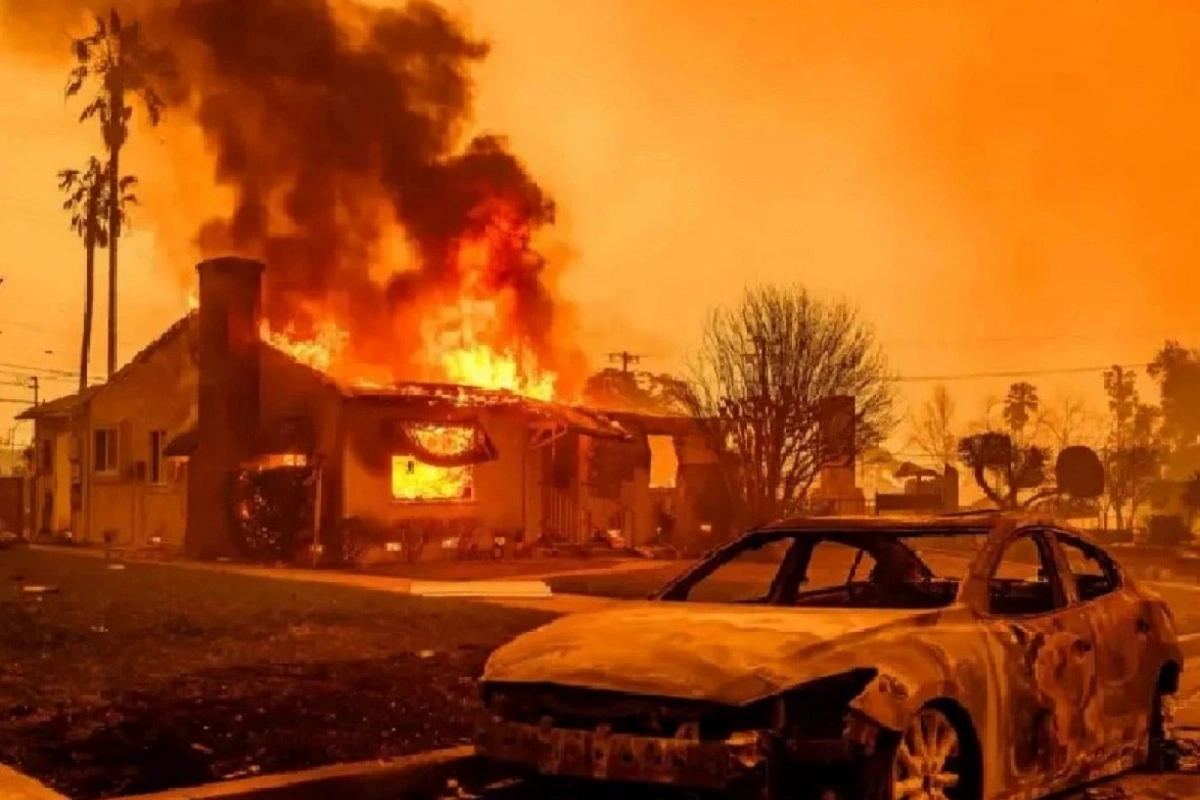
[
  {"x1": 40, "y1": 440, "x2": 53, "y2": 474},
  {"x1": 93, "y1": 428, "x2": 118, "y2": 475},
  {"x1": 390, "y1": 456, "x2": 474, "y2": 502},
  {"x1": 648, "y1": 435, "x2": 679, "y2": 489},
  {"x1": 149, "y1": 430, "x2": 166, "y2": 484}
]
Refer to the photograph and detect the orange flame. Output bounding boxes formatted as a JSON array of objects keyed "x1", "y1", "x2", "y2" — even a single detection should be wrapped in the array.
[
  {"x1": 259, "y1": 319, "x2": 348, "y2": 374},
  {"x1": 250, "y1": 195, "x2": 558, "y2": 400}
]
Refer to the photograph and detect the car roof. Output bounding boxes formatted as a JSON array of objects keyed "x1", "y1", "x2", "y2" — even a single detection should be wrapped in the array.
[{"x1": 757, "y1": 511, "x2": 1028, "y2": 536}]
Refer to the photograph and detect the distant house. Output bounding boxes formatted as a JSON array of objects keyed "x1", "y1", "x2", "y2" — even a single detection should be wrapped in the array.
[
  {"x1": 18, "y1": 320, "x2": 195, "y2": 543},
  {"x1": 18, "y1": 257, "x2": 710, "y2": 559}
]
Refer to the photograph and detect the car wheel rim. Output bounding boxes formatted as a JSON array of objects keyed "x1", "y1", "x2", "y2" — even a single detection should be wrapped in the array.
[{"x1": 892, "y1": 707, "x2": 961, "y2": 800}]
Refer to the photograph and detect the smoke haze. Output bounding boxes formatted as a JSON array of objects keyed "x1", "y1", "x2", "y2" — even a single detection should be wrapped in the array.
[{"x1": 0, "y1": 0, "x2": 579, "y2": 385}]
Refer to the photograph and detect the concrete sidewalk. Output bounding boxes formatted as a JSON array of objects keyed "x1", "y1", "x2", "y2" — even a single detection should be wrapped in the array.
[{"x1": 26, "y1": 544, "x2": 635, "y2": 612}]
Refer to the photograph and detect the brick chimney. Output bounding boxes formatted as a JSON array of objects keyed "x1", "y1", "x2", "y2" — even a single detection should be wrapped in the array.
[{"x1": 185, "y1": 256, "x2": 265, "y2": 558}]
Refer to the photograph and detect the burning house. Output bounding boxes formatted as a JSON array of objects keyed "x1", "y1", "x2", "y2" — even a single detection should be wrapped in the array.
[
  {"x1": 11, "y1": 0, "x2": 730, "y2": 558},
  {"x1": 19, "y1": 257, "x2": 711, "y2": 560}
]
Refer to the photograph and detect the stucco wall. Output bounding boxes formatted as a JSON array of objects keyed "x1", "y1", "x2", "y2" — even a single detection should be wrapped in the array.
[
  {"x1": 87, "y1": 321, "x2": 197, "y2": 546},
  {"x1": 340, "y1": 402, "x2": 540, "y2": 549},
  {"x1": 29, "y1": 417, "x2": 75, "y2": 534}
]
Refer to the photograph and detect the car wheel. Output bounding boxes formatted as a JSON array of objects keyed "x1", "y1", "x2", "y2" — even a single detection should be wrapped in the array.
[
  {"x1": 1143, "y1": 681, "x2": 1176, "y2": 772},
  {"x1": 861, "y1": 705, "x2": 978, "y2": 800}
]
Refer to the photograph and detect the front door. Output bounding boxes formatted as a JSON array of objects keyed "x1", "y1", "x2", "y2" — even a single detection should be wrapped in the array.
[
  {"x1": 984, "y1": 526, "x2": 1102, "y2": 794},
  {"x1": 1049, "y1": 529, "x2": 1155, "y2": 774},
  {"x1": 0, "y1": 476, "x2": 24, "y2": 534}
]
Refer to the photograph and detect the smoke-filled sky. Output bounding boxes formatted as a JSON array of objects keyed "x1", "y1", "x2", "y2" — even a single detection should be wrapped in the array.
[{"x1": 1, "y1": 0, "x2": 1198, "y2": 456}]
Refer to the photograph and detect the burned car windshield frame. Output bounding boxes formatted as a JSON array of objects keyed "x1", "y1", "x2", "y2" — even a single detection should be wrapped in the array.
[{"x1": 653, "y1": 523, "x2": 993, "y2": 604}]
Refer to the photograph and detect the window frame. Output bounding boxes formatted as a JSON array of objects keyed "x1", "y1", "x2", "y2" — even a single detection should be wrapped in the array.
[
  {"x1": 388, "y1": 455, "x2": 476, "y2": 504},
  {"x1": 39, "y1": 439, "x2": 53, "y2": 474},
  {"x1": 657, "y1": 529, "x2": 806, "y2": 603},
  {"x1": 92, "y1": 427, "x2": 119, "y2": 476},
  {"x1": 149, "y1": 430, "x2": 167, "y2": 485},
  {"x1": 1051, "y1": 529, "x2": 1123, "y2": 603},
  {"x1": 980, "y1": 527, "x2": 1069, "y2": 619}
]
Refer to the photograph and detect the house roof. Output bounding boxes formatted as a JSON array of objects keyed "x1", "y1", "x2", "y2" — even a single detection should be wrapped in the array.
[
  {"x1": 163, "y1": 427, "x2": 198, "y2": 457},
  {"x1": 894, "y1": 461, "x2": 941, "y2": 480},
  {"x1": 106, "y1": 313, "x2": 196, "y2": 387},
  {"x1": 165, "y1": 416, "x2": 317, "y2": 459},
  {"x1": 16, "y1": 314, "x2": 196, "y2": 423},
  {"x1": 15, "y1": 386, "x2": 101, "y2": 420},
  {"x1": 22, "y1": 307, "x2": 631, "y2": 447},
  {"x1": 344, "y1": 381, "x2": 631, "y2": 442}
]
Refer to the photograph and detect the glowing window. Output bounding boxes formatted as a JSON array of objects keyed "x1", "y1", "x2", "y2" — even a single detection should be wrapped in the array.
[
  {"x1": 648, "y1": 435, "x2": 679, "y2": 489},
  {"x1": 391, "y1": 456, "x2": 474, "y2": 502},
  {"x1": 390, "y1": 423, "x2": 483, "y2": 502}
]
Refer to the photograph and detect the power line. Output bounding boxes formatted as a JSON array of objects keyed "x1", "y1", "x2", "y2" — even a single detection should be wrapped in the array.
[
  {"x1": 893, "y1": 362, "x2": 1151, "y2": 384},
  {"x1": 0, "y1": 315, "x2": 162, "y2": 350},
  {"x1": 882, "y1": 329, "x2": 1200, "y2": 349},
  {"x1": 0, "y1": 360, "x2": 77, "y2": 378}
]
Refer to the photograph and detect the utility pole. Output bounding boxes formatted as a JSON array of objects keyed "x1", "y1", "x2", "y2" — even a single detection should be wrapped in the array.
[
  {"x1": 607, "y1": 351, "x2": 643, "y2": 374},
  {"x1": 28, "y1": 376, "x2": 39, "y2": 405}
]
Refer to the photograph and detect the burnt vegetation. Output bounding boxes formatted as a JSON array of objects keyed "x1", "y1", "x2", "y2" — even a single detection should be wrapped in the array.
[
  {"x1": 0, "y1": 549, "x2": 553, "y2": 799},
  {"x1": 682, "y1": 285, "x2": 895, "y2": 530}
]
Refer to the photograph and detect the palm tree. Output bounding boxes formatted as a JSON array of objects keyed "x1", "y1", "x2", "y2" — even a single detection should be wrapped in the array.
[
  {"x1": 59, "y1": 159, "x2": 107, "y2": 393},
  {"x1": 66, "y1": 9, "x2": 173, "y2": 378},
  {"x1": 58, "y1": 159, "x2": 138, "y2": 392}
]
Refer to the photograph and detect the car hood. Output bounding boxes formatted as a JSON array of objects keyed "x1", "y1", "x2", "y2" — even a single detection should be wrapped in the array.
[{"x1": 481, "y1": 601, "x2": 956, "y2": 706}]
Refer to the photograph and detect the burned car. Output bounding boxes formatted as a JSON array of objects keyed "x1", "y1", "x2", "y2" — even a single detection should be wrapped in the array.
[{"x1": 474, "y1": 514, "x2": 1183, "y2": 799}]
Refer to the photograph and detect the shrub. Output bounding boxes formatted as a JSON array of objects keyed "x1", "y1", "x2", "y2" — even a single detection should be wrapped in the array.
[{"x1": 1146, "y1": 515, "x2": 1191, "y2": 548}]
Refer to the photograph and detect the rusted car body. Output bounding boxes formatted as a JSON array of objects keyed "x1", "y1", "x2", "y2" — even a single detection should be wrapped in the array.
[{"x1": 474, "y1": 513, "x2": 1184, "y2": 799}]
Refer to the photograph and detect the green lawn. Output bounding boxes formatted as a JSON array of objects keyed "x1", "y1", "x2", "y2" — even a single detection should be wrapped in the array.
[{"x1": 0, "y1": 548, "x2": 554, "y2": 799}]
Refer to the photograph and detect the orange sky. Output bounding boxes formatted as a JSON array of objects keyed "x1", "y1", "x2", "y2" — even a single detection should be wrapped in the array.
[{"x1": 1, "y1": 0, "x2": 1197, "y2": 457}]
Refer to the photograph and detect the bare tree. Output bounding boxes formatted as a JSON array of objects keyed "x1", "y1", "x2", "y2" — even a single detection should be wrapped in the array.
[
  {"x1": 907, "y1": 384, "x2": 958, "y2": 468},
  {"x1": 969, "y1": 393, "x2": 1005, "y2": 433},
  {"x1": 683, "y1": 285, "x2": 895, "y2": 529},
  {"x1": 1044, "y1": 393, "x2": 1103, "y2": 452}
]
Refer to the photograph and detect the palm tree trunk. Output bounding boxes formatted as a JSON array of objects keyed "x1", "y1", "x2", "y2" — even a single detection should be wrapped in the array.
[
  {"x1": 80, "y1": 184, "x2": 98, "y2": 393},
  {"x1": 106, "y1": 147, "x2": 120, "y2": 378}
]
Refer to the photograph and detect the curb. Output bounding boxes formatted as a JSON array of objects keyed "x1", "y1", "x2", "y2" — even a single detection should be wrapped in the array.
[
  {"x1": 0, "y1": 765, "x2": 69, "y2": 800},
  {"x1": 114, "y1": 746, "x2": 485, "y2": 800}
]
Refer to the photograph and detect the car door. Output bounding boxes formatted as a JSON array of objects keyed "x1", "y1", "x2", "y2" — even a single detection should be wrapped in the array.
[
  {"x1": 1049, "y1": 528, "x2": 1155, "y2": 773},
  {"x1": 982, "y1": 526, "x2": 1103, "y2": 793}
]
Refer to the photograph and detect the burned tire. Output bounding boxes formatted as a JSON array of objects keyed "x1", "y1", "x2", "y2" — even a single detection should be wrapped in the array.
[
  {"x1": 1143, "y1": 666, "x2": 1178, "y2": 773},
  {"x1": 860, "y1": 704, "x2": 981, "y2": 800}
]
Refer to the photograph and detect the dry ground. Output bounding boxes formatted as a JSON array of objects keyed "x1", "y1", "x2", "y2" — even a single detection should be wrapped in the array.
[{"x1": 0, "y1": 547, "x2": 554, "y2": 799}]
